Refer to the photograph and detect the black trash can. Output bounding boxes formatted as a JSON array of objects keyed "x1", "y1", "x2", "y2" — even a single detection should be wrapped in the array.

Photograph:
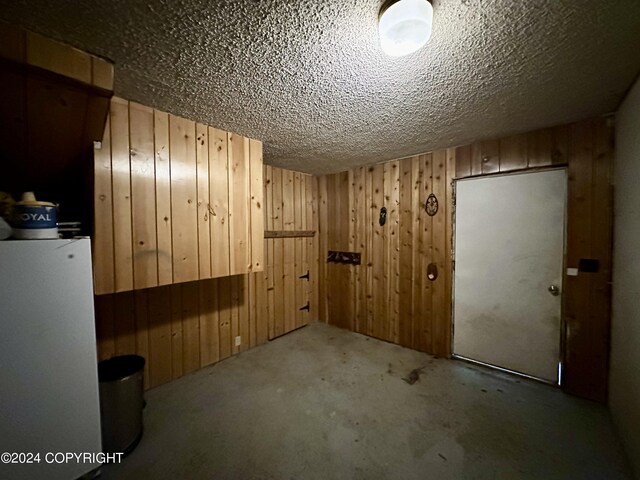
[{"x1": 97, "y1": 355, "x2": 145, "y2": 455}]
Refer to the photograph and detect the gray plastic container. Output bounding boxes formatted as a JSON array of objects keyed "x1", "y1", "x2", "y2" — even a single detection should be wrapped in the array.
[{"x1": 97, "y1": 355, "x2": 145, "y2": 455}]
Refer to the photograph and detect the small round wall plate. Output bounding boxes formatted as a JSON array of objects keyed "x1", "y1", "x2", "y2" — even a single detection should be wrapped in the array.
[{"x1": 425, "y1": 193, "x2": 438, "y2": 216}]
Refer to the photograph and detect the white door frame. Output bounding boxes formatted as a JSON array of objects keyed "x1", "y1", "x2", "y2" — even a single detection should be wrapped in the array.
[{"x1": 450, "y1": 166, "x2": 568, "y2": 386}]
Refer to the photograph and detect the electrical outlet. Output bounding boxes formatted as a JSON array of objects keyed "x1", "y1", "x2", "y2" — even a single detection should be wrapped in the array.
[{"x1": 235, "y1": 336, "x2": 241, "y2": 346}]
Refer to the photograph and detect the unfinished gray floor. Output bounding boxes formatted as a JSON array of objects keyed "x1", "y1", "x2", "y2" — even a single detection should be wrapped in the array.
[{"x1": 101, "y1": 323, "x2": 633, "y2": 480}]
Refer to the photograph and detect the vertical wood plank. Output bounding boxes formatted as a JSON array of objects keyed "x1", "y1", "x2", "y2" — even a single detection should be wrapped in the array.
[
  {"x1": 154, "y1": 110, "x2": 173, "y2": 286},
  {"x1": 304, "y1": 174, "x2": 315, "y2": 323},
  {"x1": 454, "y1": 145, "x2": 471, "y2": 179},
  {"x1": 196, "y1": 123, "x2": 211, "y2": 279},
  {"x1": 264, "y1": 165, "x2": 273, "y2": 231},
  {"x1": 134, "y1": 289, "x2": 150, "y2": 389},
  {"x1": 249, "y1": 139, "x2": 264, "y2": 271},
  {"x1": 480, "y1": 139, "x2": 500, "y2": 174},
  {"x1": 381, "y1": 162, "x2": 392, "y2": 341},
  {"x1": 527, "y1": 127, "x2": 553, "y2": 167},
  {"x1": 470, "y1": 142, "x2": 483, "y2": 176},
  {"x1": 282, "y1": 169, "x2": 295, "y2": 230},
  {"x1": 294, "y1": 172, "x2": 304, "y2": 328},
  {"x1": 170, "y1": 115, "x2": 199, "y2": 283},
  {"x1": 218, "y1": 276, "x2": 232, "y2": 360},
  {"x1": 110, "y1": 98, "x2": 134, "y2": 291},
  {"x1": 388, "y1": 160, "x2": 401, "y2": 344},
  {"x1": 181, "y1": 281, "x2": 201, "y2": 375},
  {"x1": 282, "y1": 170, "x2": 296, "y2": 333},
  {"x1": 129, "y1": 102, "x2": 158, "y2": 289},
  {"x1": 340, "y1": 171, "x2": 353, "y2": 330},
  {"x1": 283, "y1": 237, "x2": 296, "y2": 333},
  {"x1": 230, "y1": 275, "x2": 241, "y2": 355},
  {"x1": 147, "y1": 286, "x2": 172, "y2": 387},
  {"x1": 272, "y1": 169, "x2": 286, "y2": 337},
  {"x1": 371, "y1": 164, "x2": 385, "y2": 339},
  {"x1": 170, "y1": 284, "x2": 184, "y2": 379},
  {"x1": 114, "y1": 291, "x2": 136, "y2": 355},
  {"x1": 365, "y1": 167, "x2": 374, "y2": 336},
  {"x1": 564, "y1": 118, "x2": 612, "y2": 402},
  {"x1": 209, "y1": 127, "x2": 230, "y2": 278},
  {"x1": 93, "y1": 116, "x2": 114, "y2": 294},
  {"x1": 264, "y1": 166, "x2": 276, "y2": 338},
  {"x1": 228, "y1": 134, "x2": 251, "y2": 275},
  {"x1": 255, "y1": 263, "x2": 269, "y2": 344},
  {"x1": 199, "y1": 279, "x2": 220, "y2": 367},
  {"x1": 238, "y1": 275, "x2": 250, "y2": 352},
  {"x1": 398, "y1": 157, "x2": 415, "y2": 347},
  {"x1": 310, "y1": 175, "x2": 320, "y2": 321},
  {"x1": 347, "y1": 169, "x2": 356, "y2": 332},
  {"x1": 588, "y1": 118, "x2": 613, "y2": 400},
  {"x1": 415, "y1": 154, "x2": 432, "y2": 352},
  {"x1": 318, "y1": 175, "x2": 328, "y2": 323},
  {"x1": 95, "y1": 294, "x2": 115, "y2": 360},
  {"x1": 499, "y1": 133, "x2": 528, "y2": 172},
  {"x1": 431, "y1": 149, "x2": 447, "y2": 356},
  {"x1": 354, "y1": 166, "x2": 367, "y2": 334},
  {"x1": 552, "y1": 124, "x2": 570, "y2": 165},
  {"x1": 248, "y1": 272, "x2": 257, "y2": 348}
]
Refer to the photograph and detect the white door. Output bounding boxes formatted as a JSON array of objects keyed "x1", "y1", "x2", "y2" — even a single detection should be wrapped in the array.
[{"x1": 453, "y1": 169, "x2": 566, "y2": 383}]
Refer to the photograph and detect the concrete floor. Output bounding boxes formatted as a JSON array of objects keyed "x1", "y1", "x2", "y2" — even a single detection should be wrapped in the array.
[{"x1": 102, "y1": 323, "x2": 633, "y2": 480}]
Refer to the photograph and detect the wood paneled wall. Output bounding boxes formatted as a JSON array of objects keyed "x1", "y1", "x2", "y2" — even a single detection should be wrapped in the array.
[
  {"x1": 95, "y1": 165, "x2": 319, "y2": 390},
  {"x1": 565, "y1": 119, "x2": 613, "y2": 402},
  {"x1": 318, "y1": 152, "x2": 455, "y2": 357},
  {"x1": 454, "y1": 118, "x2": 614, "y2": 402},
  {"x1": 94, "y1": 97, "x2": 263, "y2": 294},
  {"x1": 318, "y1": 117, "x2": 613, "y2": 402},
  {"x1": 96, "y1": 276, "x2": 261, "y2": 389}
]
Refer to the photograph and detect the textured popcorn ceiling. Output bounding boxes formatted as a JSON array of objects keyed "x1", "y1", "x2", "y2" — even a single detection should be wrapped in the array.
[{"x1": 2, "y1": 1, "x2": 640, "y2": 174}]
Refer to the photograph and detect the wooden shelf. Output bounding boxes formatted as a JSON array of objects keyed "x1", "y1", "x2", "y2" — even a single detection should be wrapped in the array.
[{"x1": 264, "y1": 230, "x2": 316, "y2": 238}]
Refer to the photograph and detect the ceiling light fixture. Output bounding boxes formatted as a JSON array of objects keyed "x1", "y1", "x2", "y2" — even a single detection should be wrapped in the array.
[{"x1": 379, "y1": 0, "x2": 433, "y2": 57}]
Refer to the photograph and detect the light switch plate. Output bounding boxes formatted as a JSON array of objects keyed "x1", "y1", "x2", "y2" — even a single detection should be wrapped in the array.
[
  {"x1": 566, "y1": 268, "x2": 579, "y2": 277},
  {"x1": 235, "y1": 336, "x2": 241, "y2": 346}
]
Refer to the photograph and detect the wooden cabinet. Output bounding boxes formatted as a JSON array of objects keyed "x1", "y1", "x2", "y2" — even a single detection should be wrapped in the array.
[
  {"x1": 94, "y1": 97, "x2": 263, "y2": 294},
  {"x1": 0, "y1": 22, "x2": 113, "y2": 231}
]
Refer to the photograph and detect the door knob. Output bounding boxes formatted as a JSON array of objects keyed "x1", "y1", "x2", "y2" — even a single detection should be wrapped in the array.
[{"x1": 548, "y1": 285, "x2": 560, "y2": 296}]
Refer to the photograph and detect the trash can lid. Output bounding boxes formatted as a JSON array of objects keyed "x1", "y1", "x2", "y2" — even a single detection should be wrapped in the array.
[{"x1": 98, "y1": 355, "x2": 146, "y2": 382}]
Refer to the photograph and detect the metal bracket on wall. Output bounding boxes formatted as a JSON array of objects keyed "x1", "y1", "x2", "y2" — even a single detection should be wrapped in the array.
[
  {"x1": 327, "y1": 251, "x2": 361, "y2": 265},
  {"x1": 299, "y1": 270, "x2": 310, "y2": 280},
  {"x1": 299, "y1": 302, "x2": 310, "y2": 311}
]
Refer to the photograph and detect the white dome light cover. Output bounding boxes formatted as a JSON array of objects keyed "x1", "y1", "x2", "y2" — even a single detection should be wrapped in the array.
[{"x1": 379, "y1": 0, "x2": 433, "y2": 57}]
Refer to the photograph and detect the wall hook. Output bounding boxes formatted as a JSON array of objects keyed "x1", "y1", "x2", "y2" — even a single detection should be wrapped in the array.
[{"x1": 379, "y1": 206, "x2": 387, "y2": 226}]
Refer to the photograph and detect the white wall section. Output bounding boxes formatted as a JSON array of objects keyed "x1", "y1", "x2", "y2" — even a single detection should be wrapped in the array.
[{"x1": 610, "y1": 74, "x2": 640, "y2": 476}]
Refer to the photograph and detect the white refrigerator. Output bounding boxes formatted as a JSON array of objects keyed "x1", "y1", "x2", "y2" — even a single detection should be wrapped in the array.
[{"x1": 0, "y1": 238, "x2": 102, "y2": 480}]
